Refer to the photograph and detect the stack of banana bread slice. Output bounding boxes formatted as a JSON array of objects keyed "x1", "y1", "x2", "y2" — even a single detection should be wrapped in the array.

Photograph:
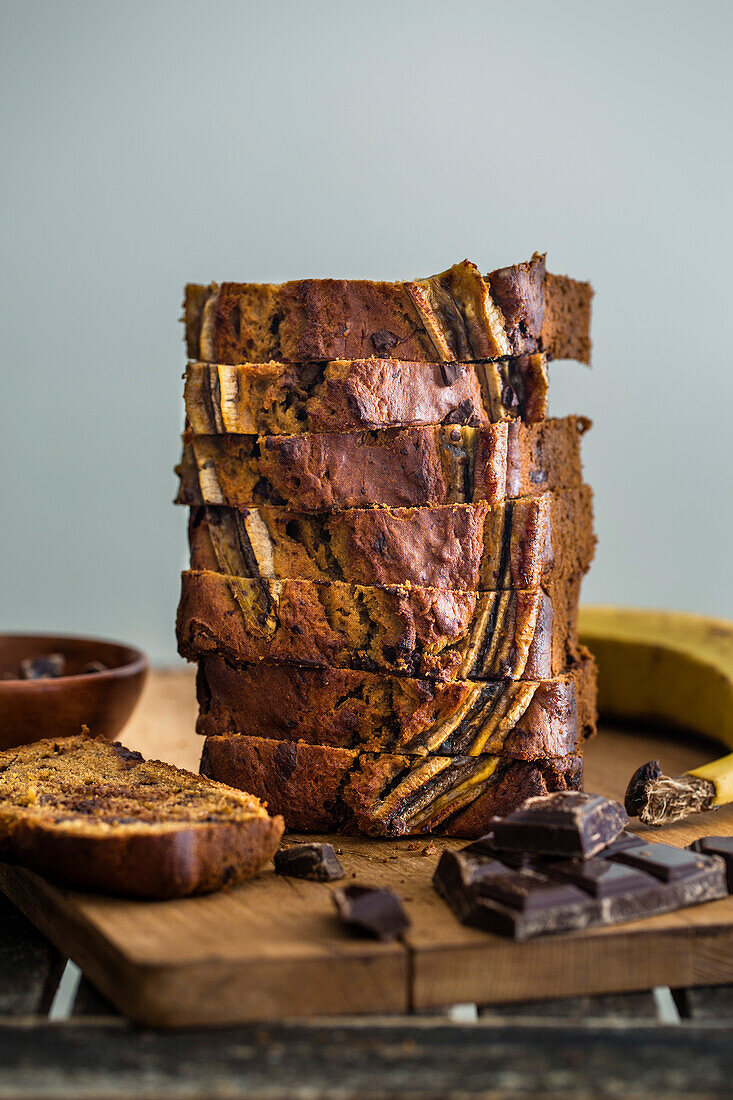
[{"x1": 175, "y1": 254, "x2": 596, "y2": 837}]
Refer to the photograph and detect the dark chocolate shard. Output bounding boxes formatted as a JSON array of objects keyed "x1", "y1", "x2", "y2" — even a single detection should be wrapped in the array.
[
  {"x1": 370, "y1": 330, "x2": 401, "y2": 354},
  {"x1": 613, "y1": 843, "x2": 710, "y2": 883},
  {"x1": 433, "y1": 833, "x2": 727, "y2": 941},
  {"x1": 442, "y1": 399, "x2": 476, "y2": 425},
  {"x1": 474, "y1": 869, "x2": 587, "y2": 913},
  {"x1": 489, "y1": 791, "x2": 629, "y2": 859},
  {"x1": 333, "y1": 884, "x2": 410, "y2": 941},
  {"x1": 19, "y1": 653, "x2": 66, "y2": 680},
  {"x1": 551, "y1": 856, "x2": 653, "y2": 899},
  {"x1": 434, "y1": 848, "x2": 508, "y2": 893},
  {"x1": 689, "y1": 837, "x2": 733, "y2": 891},
  {"x1": 439, "y1": 361, "x2": 464, "y2": 387},
  {"x1": 601, "y1": 831, "x2": 646, "y2": 857},
  {"x1": 274, "y1": 842, "x2": 345, "y2": 882},
  {"x1": 461, "y1": 835, "x2": 557, "y2": 872},
  {"x1": 625, "y1": 760, "x2": 662, "y2": 817}
]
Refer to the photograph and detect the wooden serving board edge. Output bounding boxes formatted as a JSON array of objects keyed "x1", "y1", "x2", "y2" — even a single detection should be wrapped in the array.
[{"x1": 0, "y1": 864, "x2": 410, "y2": 1025}]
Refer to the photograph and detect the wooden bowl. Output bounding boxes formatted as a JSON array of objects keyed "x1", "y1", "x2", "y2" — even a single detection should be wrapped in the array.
[{"x1": 0, "y1": 634, "x2": 149, "y2": 750}]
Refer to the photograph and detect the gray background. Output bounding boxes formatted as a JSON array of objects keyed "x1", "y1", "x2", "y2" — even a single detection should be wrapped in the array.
[{"x1": 2, "y1": 0, "x2": 732, "y2": 664}]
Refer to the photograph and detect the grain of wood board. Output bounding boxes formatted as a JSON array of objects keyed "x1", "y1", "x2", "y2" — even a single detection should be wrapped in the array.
[{"x1": 3, "y1": 655, "x2": 733, "y2": 1027}]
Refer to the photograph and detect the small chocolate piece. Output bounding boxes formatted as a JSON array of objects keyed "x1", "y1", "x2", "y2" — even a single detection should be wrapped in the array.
[
  {"x1": 475, "y1": 869, "x2": 586, "y2": 913},
  {"x1": 488, "y1": 792, "x2": 628, "y2": 859},
  {"x1": 82, "y1": 661, "x2": 108, "y2": 675},
  {"x1": 433, "y1": 833, "x2": 727, "y2": 941},
  {"x1": 613, "y1": 842, "x2": 715, "y2": 883},
  {"x1": 19, "y1": 653, "x2": 66, "y2": 680},
  {"x1": 439, "y1": 361, "x2": 464, "y2": 386},
  {"x1": 370, "y1": 330, "x2": 401, "y2": 354},
  {"x1": 333, "y1": 884, "x2": 410, "y2": 941},
  {"x1": 434, "y1": 848, "x2": 508, "y2": 894},
  {"x1": 462, "y1": 836, "x2": 554, "y2": 872},
  {"x1": 550, "y1": 857, "x2": 653, "y2": 899},
  {"x1": 599, "y1": 830, "x2": 646, "y2": 857},
  {"x1": 442, "y1": 399, "x2": 476, "y2": 425},
  {"x1": 689, "y1": 837, "x2": 733, "y2": 891},
  {"x1": 625, "y1": 760, "x2": 662, "y2": 817},
  {"x1": 461, "y1": 831, "x2": 502, "y2": 859},
  {"x1": 274, "y1": 842, "x2": 345, "y2": 882}
]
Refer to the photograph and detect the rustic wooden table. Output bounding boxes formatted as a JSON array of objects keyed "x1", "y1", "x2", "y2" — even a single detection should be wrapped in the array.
[{"x1": 3, "y1": 899, "x2": 733, "y2": 1099}]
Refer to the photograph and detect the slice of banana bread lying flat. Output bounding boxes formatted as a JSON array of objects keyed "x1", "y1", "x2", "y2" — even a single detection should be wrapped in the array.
[
  {"x1": 176, "y1": 416, "x2": 589, "y2": 513},
  {"x1": 185, "y1": 254, "x2": 592, "y2": 365},
  {"x1": 195, "y1": 651, "x2": 597, "y2": 757},
  {"x1": 0, "y1": 736, "x2": 284, "y2": 897},
  {"x1": 184, "y1": 354, "x2": 549, "y2": 433},
  {"x1": 176, "y1": 572, "x2": 582, "y2": 682},
  {"x1": 200, "y1": 734, "x2": 583, "y2": 837},
  {"x1": 188, "y1": 488, "x2": 595, "y2": 591}
]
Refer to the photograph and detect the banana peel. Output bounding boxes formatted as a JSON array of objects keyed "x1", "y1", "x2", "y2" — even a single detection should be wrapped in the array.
[{"x1": 580, "y1": 606, "x2": 733, "y2": 826}]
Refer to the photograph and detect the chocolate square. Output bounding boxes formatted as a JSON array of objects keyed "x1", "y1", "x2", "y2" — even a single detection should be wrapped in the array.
[
  {"x1": 489, "y1": 792, "x2": 629, "y2": 859},
  {"x1": 611, "y1": 843, "x2": 707, "y2": 883},
  {"x1": 551, "y1": 857, "x2": 654, "y2": 899}
]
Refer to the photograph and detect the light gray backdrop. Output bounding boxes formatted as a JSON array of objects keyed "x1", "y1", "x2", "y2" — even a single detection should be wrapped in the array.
[{"x1": 2, "y1": 0, "x2": 731, "y2": 663}]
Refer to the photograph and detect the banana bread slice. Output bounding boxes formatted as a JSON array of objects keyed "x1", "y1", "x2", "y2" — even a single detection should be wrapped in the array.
[
  {"x1": 200, "y1": 735, "x2": 583, "y2": 838},
  {"x1": 177, "y1": 572, "x2": 581, "y2": 682},
  {"x1": 185, "y1": 254, "x2": 592, "y2": 364},
  {"x1": 175, "y1": 416, "x2": 588, "y2": 513},
  {"x1": 0, "y1": 735, "x2": 284, "y2": 898},
  {"x1": 188, "y1": 488, "x2": 595, "y2": 591},
  {"x1": 184, "y1": 354, "x2": 549, "y2": 433},
  {"x1": 196, "y1": 651, "x2": 597, "y2": 757}
]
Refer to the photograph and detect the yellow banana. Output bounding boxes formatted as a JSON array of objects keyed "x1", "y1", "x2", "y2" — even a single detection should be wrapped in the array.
[{"x1": 579, "y1": 606, "x2": 733, "y2": 826}]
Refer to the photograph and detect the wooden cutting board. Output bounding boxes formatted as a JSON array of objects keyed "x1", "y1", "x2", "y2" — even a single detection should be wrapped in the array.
[{"x1": 3, "y1": 608, "x2": 733, "y2": 1027}]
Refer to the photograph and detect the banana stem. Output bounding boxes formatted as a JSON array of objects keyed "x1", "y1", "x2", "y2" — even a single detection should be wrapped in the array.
[{"x1": 625, "y1": 759, "x2": 717, "y2": 826}]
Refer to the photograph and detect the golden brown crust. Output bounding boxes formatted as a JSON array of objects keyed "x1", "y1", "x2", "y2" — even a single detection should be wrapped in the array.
[
  {"x1": 187, "y1": 487, "x2": 595, "y2": 591},
  {"x1": 175, "y1": 417, "x2": 588, "y2": 513},
  {"x1": 184, "y1": 354, "x2": 549, "y2": 434},
  {"x1": 8, "y1": 814, "x2": 282, "y2": 898},
  {"x1": 176, "y1": 572, "x2": 582, "y2": 682},
  {"x1": 195, "y1": 651, "x2": 598, "y2": 757},
  {"x1": 185, "y1": 255, "x2": 592, "y2": 365},
  {"x1": 0, "y1": 736, "x2": 284, "y2": 898},
  {"x1": 200, "y1": 734, "x2": 583, "y2": 838}
]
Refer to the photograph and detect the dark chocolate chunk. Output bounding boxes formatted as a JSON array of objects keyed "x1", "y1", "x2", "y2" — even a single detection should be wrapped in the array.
[
  {"x1": 613, "y1": 843, "x2": 709, "y2": 883},
  {"x1": 272, "y1": 741, "x2": 297, "y2": 781},
  {"x1": 19, "y1": 653, "x2": 66, "y2": 680},
  {"x1": 551, "y1": 857, "x2": 653, "y2": 899},
  {"x1": 461, "y1": 831, "x2": 502, "y2": 859},
  {"x1": 443, "y1": 399, "x2": 476, "y2": 425},
  {"x1": 333, "y1": 884, "x2": 410, "y2": 941},
  {"x1": 625, "y1": 760, "x2": 662, "y2": 817},
  {"x1": 475, "y1": 869, "x2": 587, "y2": 913},
  {"x1": 601, "y1": 830, "x2": 646, "y2": 857},
  {"x1": 463, "y1": 831, "x2": 563, "y2": 871},
  {"x1": 370, "y1": 330, "x2": 401, "y2": 354},
  {"x1": 434, "y1": 848, "x2": 508, "y2": 894},
  {"x1": 274, "y1": 842, "x2": 345, "y2": 882},
  {"x1": 489, "y1": 792, "x2": 628, "y2": 859},
  {"x1": 689, "y1": 837, "x2": 733, "y2": 891},
  {"x1": 439, "y1": 361, "x2": 464, "y2": 386},
  {"x1": 433, "y1": 833, "x2": 727, "y2": 942}
]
